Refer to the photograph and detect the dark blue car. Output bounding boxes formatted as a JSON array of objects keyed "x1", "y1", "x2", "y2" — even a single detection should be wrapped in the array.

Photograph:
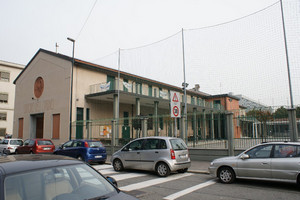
[{"x1": 54, "y1": 139, "x2": 107, "y2": 164}]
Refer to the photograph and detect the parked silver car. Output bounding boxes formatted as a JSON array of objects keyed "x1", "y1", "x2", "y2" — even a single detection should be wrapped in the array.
[
  {"x1": 209, "y1": 142, "x2": 300, "y2": 184},
  {"x1": 0, "y1": 138, "x2": 23, "y2": 154},
  {"x1": 111, "y1": 137, "x2": 191, "y2": 177}
]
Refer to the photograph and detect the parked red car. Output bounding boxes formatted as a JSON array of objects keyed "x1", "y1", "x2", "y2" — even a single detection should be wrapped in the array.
[{"x1": 16, "y1": 139, "x2": 55, "y2": 154}]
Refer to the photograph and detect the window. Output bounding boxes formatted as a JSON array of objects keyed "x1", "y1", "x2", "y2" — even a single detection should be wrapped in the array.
[
  {"x1": 0, "y1": 129, "x2": 6, "y2": 137},
  {"x1": 0, "y1": 93, "x2": 8, "y2": 103},
  {"x1": 123, "y1": 79, "x2": 128, "y2": 92},
  {"x1": 148, "y1": 85, "x2": 152, "y2": 97},
  {"x1": 0, "y1": 112, "x2": 7, "y2": 121},
  {"x1": 159, "y1": 117, "x2": 164, "y2": 130},
  {"x1": 274, "y1": 145, "x2": 299, "y2": 158},
  {"x1": 0, "y1": 71, "x2": 10, "y2": 82},
  {"x1": 123, "y1": 139, "x2": 143, "y2": 151},
  {"x1": 246, "y1": 144, "x2": 273, "y2": 158},
  {"x1": 63, "y1": 141, "x2": 73, "y2": 148},
  {"x1": 154, "y1": 88, "x2": 157, "y2": 97},
  {"x1": 191, "y1": 96, "x2": 195, "y2": 105},
  {"x1": 143, "y1": 139, "x2": 167, "y2": 150}
]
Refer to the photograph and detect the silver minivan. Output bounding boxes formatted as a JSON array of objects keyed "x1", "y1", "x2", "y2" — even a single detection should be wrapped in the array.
[{"x1": 111, "y1": 137, "x2": 191, "y2": 177}]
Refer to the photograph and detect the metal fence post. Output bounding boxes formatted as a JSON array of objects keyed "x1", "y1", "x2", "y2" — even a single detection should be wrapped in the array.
[
  {"x1": 226, "y1": 112, "x2": 234, "y2": 156},
  {"x1": 288, "y1": 108, "x2": 298, "y2": 142}
]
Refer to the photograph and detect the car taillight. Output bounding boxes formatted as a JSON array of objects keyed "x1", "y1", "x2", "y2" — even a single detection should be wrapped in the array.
[
  {"x1": 84, "y1": 142, "x2": 89, "y2": 148},
  {"x1": 170, "y1": 149, "x2": 176, "y2": 160},
  {"x1": 7, "y1": 147, "x2": 13, "y2": 149}
]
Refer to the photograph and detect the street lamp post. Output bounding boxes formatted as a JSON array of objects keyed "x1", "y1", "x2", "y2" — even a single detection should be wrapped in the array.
[{"x1": 67, "y1": 37, "x2": 75, "y2": 140}]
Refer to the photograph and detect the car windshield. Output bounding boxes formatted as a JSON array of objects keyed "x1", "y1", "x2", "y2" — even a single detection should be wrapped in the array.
[
  {"x1": 88, "y1": 141, "x2": 103, "y2": 148},
  {"x1": 10, "y1": 140, "x2": 23, "y2": 145},
  {"x1": 4, "y1": 163, "x2": 116, "y2": 200},
  {"x1": 38, "y1": 140, "x2": 53, "y2": 145},
  {"x1": 170, "y1": 139, "x2": 187, "y2": 150}
]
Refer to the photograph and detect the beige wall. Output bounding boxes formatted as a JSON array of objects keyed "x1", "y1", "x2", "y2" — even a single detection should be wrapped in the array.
[
  {"x1": 13, "y1": 52, "x2": 71, "y2": 145},
  {"x1": 0, "y1": 61, "x2": 24, "y2": 138}
]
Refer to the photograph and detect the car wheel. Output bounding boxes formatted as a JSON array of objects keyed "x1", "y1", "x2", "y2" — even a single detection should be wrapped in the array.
[
  {"x1": 30, "y1": 151, "x2": 34, "y2": 154},
  {"x1": 177, "y1": 168, "x2": 188, "y2": 173},
  {"x1": 15, "y1": 150, "x2": 18, "y2": 154},
  {"x1": 113, "y1": 159, "x2": 124, "y2": 171},
  {"x1": 156, "y1": 162, "x2": 170, "y2": 177},
  {"x1": 218, "y1": 167, "x2": 236, "y2": 184},
  {"x1": 3, "y1": 149, "x2": 6, "y2": 155}
]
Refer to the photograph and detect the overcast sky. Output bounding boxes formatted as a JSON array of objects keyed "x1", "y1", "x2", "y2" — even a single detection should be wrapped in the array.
[
  {"x1": 1, "y1": 0, "x2": 299, "y2": 107},
  {"x1": 1, "y1": 0, "x2": 278, "y2": 64}
]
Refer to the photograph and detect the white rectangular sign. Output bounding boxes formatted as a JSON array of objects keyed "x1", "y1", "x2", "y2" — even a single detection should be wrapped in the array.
[{"x1": 170, "y1": 91, "x2": 181, "y2": 118}]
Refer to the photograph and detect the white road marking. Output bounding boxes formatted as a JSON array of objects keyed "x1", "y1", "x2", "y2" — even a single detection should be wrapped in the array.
[
  {"x1": 119, "y1": 173, "x2": 193, "y2": 192},
  {"x1": 93, "y1": 165, "x2": 113, "y2": 170},
  {"x1": 163, "y1": 180, "x2": 216, "y2": 200},
  {"x1": 98, "y1": 168, "x2": 119, "y2": 175},
  {"x1": 109, "y1": 173, "x2": 147, "y2": 181}
]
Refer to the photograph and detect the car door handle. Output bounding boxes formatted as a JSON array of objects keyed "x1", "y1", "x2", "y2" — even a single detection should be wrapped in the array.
[
  {"x1": 262, "y1": 162, "x2": 268, "y2": 165},
  {"x1": 137, "y1": 152, "x2": 140, "y2": 154},
  {"x1": 155, "y1": 151, "x2": 159, "y2": 153}
]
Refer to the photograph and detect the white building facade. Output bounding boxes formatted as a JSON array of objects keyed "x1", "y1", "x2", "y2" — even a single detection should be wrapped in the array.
[{"x1": 0, "y1": 60, "x2": 24, "y2": 139}]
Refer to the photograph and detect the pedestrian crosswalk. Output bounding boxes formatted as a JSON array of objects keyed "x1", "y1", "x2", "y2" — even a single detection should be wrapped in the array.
[{"x1": 93, "y1": 164, "x2": 216, "y2": 200}]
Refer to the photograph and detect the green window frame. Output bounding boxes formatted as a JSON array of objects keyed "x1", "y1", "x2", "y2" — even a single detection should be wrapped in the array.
[{"x1": 148, "y1": 85, "x2": 152, "y2": 97}]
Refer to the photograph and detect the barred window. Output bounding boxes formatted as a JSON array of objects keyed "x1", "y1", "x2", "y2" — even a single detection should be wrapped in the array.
[
  {"x1": 0, "y1": 128, "x2": 6, "y2": 137},
  {"x1": 0, "y1": 113, "x2": 7, "y2": 120},
  {"x1": 0, "y1": 93, "x2": 8, "y2": 103},
  {"x1": 0, "y1": 71, "x2": 10, "y2": 82}
]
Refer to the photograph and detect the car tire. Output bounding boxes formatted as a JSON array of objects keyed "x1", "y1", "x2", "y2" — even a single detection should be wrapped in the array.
[
  {"x1": 177, "y1": 168, "x2": 188, "y2": 173},
  {"x1": 156, "y1": 162, "x2": 170, "y2": 177},
  {"x1": 113, "y1": 159, "x2": 124, "y2": 171},
  {"x1": 15, "y1": 150, "x2": 18, "y2": 154},
  {"x1": 218, "y1": 167, "x2": 236, "y2": 184},
  {"x1": 30, "y1": 151, "x2": 34, "y2": 154}
]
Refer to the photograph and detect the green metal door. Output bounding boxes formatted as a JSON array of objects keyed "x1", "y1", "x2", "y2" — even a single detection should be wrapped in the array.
[
  {"x1": 122, "y1": 112, "x2": 130, "y2": 139},
  {"x1": 76, "y1": 107, "x2": 84, "y2": 139}
]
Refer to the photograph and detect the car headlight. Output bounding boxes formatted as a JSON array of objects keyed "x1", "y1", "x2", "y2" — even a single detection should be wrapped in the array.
[{"x1": 210, "y1": 161, "x2": 214, "y2": 166}]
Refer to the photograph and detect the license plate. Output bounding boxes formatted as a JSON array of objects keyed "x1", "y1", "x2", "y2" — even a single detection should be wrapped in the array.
[
  {"x1": 43, "y1": 147, "x2": 51, "y2": 150},
  {"x1": 179, "y1": 154, "x2": 187, "y2": 158},
  {"x1": 95, "y1": 155, "x2": 102, "y2": 158}
]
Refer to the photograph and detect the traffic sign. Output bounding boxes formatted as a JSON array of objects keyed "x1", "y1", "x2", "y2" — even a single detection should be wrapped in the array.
[{"x1": 170, "y1": 91, "x2": 181, "y2": 118}]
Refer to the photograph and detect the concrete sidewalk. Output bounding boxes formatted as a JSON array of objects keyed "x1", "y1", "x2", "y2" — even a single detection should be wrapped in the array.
[{"x1": 105, "y1": 155, "x2": 210, "y2": 174}]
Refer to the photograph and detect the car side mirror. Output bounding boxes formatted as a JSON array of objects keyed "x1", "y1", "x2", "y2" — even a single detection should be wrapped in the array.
[
  {"x1": 106, "y1": 176, "x2": 118, "y2": 187},
  {"x1": 240, "y1": 154, "x2": 250, "y2": 160}
]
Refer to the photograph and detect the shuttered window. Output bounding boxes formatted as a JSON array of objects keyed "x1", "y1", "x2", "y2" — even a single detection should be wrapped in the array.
[
  {"x1": 18, "y1": 118, "x2": 23, "y2": 138},
  {"x1": 0, "y1": 112, "x2": 7, "y2": 120},
  {"x1": 0, "y1": 93, "x2": 8, "y2": 103},
  {"x1": 52, "y1": 114, "x2": 60, "y2": 139},
  {"x1": 0, "y1": 71, "x2": 10, "y2": 82}
]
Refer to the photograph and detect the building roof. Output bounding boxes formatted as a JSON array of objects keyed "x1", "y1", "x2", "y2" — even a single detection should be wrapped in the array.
[{"x1": 13, "y1": 48, "x2": 210, "y2": 98}]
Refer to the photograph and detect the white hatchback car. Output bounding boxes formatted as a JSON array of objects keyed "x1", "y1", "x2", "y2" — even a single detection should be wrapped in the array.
[
  {"x1": 111, "y1": 137, "x2": 191, "y2": 177},
  {"x1": 209, "y1": 142, "x2": 300, "y2": 184},
  {"x1": 0, "y1": 139, "x2": 23, "y2": 154}
]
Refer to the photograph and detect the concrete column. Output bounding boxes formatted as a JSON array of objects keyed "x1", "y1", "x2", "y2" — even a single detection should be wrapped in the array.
[
  {"x1": 113, "y1": 94, "x2": 119, "y2": 145},
  {"x1": 142, "y1": 117, "x2": 148, "y2": 137},
  {"x1": 211, "y1": 111, "x2": 215, "y2": 139},
  {"x1": 202, "y1": 109, "x2": 206, "y2": 139},
  {"x1": 226, "y1": 112, "x2": 234, "y2": 156},
  {"x1": 288, "y1": 108, "x2": 298, "y2": 142},
  {"x1": 193, "y1": 108, "x2": 197, "y2": 147},
  {"x1": 217, "y1": 113, "x2": 221, "y2": 139},
  {"x1": 136, "y1": 98, "x2": 140, "y2": 116},
  {"x1": 111, "y1": 120, "x2": 116, "y2": 154},
  {"x1": 154, "y1": 101, "x2": 159, "y2": 136}
]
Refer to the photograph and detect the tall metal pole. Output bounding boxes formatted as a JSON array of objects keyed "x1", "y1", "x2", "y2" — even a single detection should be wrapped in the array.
[
  {"x1": 181, "y1": 28, "x2": 188, "y2": 143},
  {"x1": 117, "y1": 48, "x2": 121, "y2": 144},
  {"x1": 280, "y1": 0, "x2": 294, "y2": 108},
  {"x1": 67, "y1": 37, "x2": 75, "y2": 140}
]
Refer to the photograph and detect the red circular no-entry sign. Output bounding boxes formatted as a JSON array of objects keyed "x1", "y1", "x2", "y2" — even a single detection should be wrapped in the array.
[{"x1": 173, "y1": 106, "x2": 179, "y2": 117}]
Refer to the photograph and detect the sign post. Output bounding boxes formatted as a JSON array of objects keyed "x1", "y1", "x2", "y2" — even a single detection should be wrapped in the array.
[{"x1": 170, "y1": 91, "x2": 181, "y2": 137}]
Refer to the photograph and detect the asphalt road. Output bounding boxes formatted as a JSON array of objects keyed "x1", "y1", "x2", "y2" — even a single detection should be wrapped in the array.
[{"x1": 93, "y1": 164, "x2": 300, "y2": 200}]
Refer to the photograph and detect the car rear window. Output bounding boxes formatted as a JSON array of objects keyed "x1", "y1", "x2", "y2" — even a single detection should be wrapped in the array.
[
  {"x1": 10, "y1": 140, "x2": 23, "y2": 145},
  {"x1": 170, "y1": 139, "x2": 187, "y2": 150},
  {"x1": 87, "y1": 141, "x2": 103, "y2": 148},
  {"x1": 37, "y1": 140, "x2": 53, "y2": 145}
]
